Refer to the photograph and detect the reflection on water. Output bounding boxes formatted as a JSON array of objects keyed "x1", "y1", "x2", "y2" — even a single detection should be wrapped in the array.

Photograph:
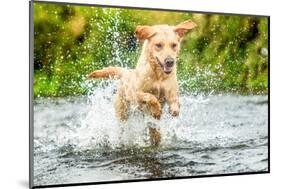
[{"x1": 33, "y1": 83, "x2": 268, "y2": 186}]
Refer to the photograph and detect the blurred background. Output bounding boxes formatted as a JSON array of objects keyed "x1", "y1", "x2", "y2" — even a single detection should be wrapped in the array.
[{"x1": 33, "y1": 2, "x2": 268, "y2": 97}]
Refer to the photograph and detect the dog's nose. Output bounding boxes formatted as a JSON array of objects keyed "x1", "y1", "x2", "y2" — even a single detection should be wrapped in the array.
[{"x1": 164, "y1": 57, "x2": 174, "y2": 67}]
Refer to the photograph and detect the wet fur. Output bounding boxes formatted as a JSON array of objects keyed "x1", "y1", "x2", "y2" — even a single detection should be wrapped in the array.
[{"x1": 88, "y1": 20, "x2": 197, "y2": 146}]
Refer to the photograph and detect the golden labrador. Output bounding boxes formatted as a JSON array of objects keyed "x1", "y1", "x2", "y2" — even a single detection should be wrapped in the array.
[{"x1": 88, "y1": 20, "x2": 197, "y2": 146}]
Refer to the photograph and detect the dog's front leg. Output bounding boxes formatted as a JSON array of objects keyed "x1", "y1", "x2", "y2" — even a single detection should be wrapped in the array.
[
  {"x1": 165, "y1": 89, "x2": 180, "y2": 117},
  {"x1": 137, "y1": 92, "x2": 162, "y2": 119}
]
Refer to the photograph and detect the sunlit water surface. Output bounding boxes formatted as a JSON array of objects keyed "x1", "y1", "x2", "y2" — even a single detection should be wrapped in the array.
[{"x1": 33, "y1": 83, "x2": 268, "y2": 186}]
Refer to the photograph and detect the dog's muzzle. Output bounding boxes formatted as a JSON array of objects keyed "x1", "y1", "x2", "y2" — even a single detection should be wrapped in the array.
[{"x1": 155, "y1": 56, "x2": 174, "y2": 74}]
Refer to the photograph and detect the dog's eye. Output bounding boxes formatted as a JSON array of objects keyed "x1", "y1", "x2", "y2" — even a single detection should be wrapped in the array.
[
  {"x1": 171, "y1": 43, "x2": 177, "y2": 49},
  {"x1": 155, "y1": 43, "x2": 162, "y2": 49}
]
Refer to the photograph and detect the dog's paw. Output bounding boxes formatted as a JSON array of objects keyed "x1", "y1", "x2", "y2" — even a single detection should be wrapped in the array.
[
  {"x1": 169, "y1": 103, "x2": 180, "y2": 117},
  {"x1": 170, "y1": 109, "x2": 179, "y2": 117},
  {"x1": 150, "y1": 101, "x2": 162, "y2": 120},
  {"x1": 152, "y1": 111, "x2": 161, "y2": 120}
]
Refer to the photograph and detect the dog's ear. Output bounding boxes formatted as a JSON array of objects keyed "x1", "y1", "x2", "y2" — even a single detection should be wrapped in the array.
[
  {"x1": 174, "y1": 20, "x2": 197, "y2": 38},
  {"x1": 135, "y1": 26, "x2": 156, "y2": 40}
]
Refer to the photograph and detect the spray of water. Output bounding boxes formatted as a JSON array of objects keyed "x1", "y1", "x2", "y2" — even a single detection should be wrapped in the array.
[{"x1": 81, "y1": 80, "x2": 194, "y2": 150}]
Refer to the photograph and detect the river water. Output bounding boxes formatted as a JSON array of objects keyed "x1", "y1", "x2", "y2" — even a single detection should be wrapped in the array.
[{"x1": 33, "y1": 84, "x2": 268, "y2": 186}]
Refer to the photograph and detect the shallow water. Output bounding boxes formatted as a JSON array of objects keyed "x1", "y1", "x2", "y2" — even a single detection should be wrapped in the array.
[{"x1": 33, "y1": 83, "x2": 268, "y2": 186}]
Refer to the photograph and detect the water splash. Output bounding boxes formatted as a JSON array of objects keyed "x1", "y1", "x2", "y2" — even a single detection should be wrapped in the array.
[{"x1": 34, "y1": 80, "x2": 268, "y2": 154}]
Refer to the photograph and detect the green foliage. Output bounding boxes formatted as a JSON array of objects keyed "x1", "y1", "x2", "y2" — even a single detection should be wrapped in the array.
[{"x1": 33, "y1": 2, "x2": 269, "y2": 97}]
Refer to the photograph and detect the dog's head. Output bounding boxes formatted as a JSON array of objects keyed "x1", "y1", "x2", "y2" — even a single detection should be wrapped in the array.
[{"x1": 135, "y1": 20, "x2": 197, "y2": 74}]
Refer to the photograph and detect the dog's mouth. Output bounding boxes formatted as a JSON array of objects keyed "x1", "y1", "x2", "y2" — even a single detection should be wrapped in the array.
[{"x1": 155, "y1": 57, "x2": 173, "y2": 74}]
